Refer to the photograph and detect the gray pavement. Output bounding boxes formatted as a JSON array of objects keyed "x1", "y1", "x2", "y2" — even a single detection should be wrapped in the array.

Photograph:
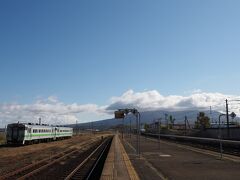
[
  {"x1": 114, "y1": 136, "x2": 131, "y2": 180},
  {"x1": 122, "y1": 134, "x2": 240, "y2": 180}
]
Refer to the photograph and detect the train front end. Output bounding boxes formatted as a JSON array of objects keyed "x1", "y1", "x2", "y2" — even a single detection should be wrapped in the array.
[{"x1": 6, "y1": 123, "x2": 26, "y2": 145}]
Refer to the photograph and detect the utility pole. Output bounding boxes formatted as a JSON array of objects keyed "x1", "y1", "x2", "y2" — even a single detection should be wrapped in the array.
[
  {"x1": 136, "y1": 114, "x2": 139, "y2": 155},
  {"x1": 91, "y1": 121, "x2": 93, "y2": 135},
  {"x1": 4, "y1": 125, "x2": 7, "y2": 143},
  {"x1": 226, "y1": 99, "x2": 230, "y2": 138},
  {"x1": 158, "y1": 118, "x2": 161, "y2": 150},
  {"x1": 218, "y1": 114, "x2": 225, "y2": 159},
  {"x1": 76, "y1": 120, "x2": 78, "y2": 135},
  {"x1": 184, "y1": 116, "x2": 187, "y2": 135},
  {"x1": 137, "y1": 113, "x2": 141, "y2": 157},
  {"x1": 210, "y1": 106, "x2": 213, "y2": 123},
  {"x1": 130, "y1": 118, "x2": 131, "y2": 139},
  {"x1": 122, "y1": 117, "x2": 124, "y2": 139},
  {"x1": 165, "y1": 114, "x2": 168, "y2": 129}
]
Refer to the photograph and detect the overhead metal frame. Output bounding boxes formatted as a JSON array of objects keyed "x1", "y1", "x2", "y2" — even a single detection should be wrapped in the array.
[{"x1": 115, "y1": 108, "x2": 141, "y2": 157}]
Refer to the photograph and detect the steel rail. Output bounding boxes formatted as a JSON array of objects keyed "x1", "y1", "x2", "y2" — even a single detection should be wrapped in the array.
[
  {"x1": 17, "y1": 140, "x2": 98, "y2": 180},
  {"x1": 85, "y1": 138, "x2": 111, "y2": 180},
  {"x1": 1, "y1": 139, "x2": 99, "y2": 180},
  {"x1": 65, "y1": 138, "x2": 110, "y2": 180}
]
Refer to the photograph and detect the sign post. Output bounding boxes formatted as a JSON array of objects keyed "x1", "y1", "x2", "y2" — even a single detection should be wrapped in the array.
[{"x1": 115, "y1": 108, "x2": 141, "y2": 157}]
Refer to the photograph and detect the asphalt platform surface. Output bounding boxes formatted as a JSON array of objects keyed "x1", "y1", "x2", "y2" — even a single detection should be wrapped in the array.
[{"x1": 122, "y1": 134, "x2": 240, "y2": 180}]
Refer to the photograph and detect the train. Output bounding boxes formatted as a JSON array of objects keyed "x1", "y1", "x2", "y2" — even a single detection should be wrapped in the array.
[{"x1": 6, "y1": 122, "x2": 73, "y2": 145}]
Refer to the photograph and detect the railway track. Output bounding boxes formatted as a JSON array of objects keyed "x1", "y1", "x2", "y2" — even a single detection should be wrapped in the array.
[
  {"x1": 1, "y1": 136, "x2": 113, "y2": 180},
  {"x1": 65, "y1": 137, "x2": 112, "y2": 180}
]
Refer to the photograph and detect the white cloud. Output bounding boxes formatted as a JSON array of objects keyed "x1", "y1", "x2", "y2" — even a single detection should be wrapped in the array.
[
  {"x1": 1, "y1": 89, "x2": 240, "y2": 127},
  {"x1": 0, "y1": 97, "x2": 109, "y2": 127},
  {"x1": 106, "y1": 89, "x2": 240, "y2": 113}
]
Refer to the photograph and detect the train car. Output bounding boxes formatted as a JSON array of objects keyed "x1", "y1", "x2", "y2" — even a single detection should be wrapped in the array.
[
  {"x1": 6, "y1": 123, "x2": 73, "y2": 145},
  {"x1": 55, "y1": 126, "x2": 73, "y2": 139}
]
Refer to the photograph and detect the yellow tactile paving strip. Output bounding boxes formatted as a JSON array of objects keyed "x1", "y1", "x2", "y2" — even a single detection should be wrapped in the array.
[
  {"x1": 117, "y1": 136, "x2": 140, "y2": 180},
  {"x1": 101, "y1": 134, "x2": 139, "y2": 180}
]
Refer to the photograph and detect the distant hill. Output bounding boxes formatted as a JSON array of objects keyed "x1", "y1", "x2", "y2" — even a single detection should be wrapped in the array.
[{"x1": 69, "y1": 110, "x2": 223, "y2": 130}]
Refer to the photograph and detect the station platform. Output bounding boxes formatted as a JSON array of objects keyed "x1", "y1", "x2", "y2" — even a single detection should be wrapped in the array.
[
  {"x1": 100, "y1": 134, "x2": 139, "y2": 180},
  {"x1": 122, "y1": 134, "x2": 240, "y2": 180}
]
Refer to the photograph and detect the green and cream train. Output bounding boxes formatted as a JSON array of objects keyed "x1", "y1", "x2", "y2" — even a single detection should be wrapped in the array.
[{"x1": 6, "y1": 123, "x2": 73, "y2": 145}]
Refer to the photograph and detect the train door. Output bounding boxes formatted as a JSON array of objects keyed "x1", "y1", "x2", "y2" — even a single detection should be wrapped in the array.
[
  {"x1": 12, "y1": 126, "x2": 19, "y2": 142},
  {"x1": 6, "y1": 126, "x2": 12, "y2": 143},
  {"x1": 53, "y1": 127, "x2": 57, "y2": 140},
  {"x1": 28, "y1": 128, "x2": 32, "y2": 140}
]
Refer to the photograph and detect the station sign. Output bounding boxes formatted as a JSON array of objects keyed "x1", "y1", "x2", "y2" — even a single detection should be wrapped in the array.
[{"x1": 114, "y1": 111, "x2": 125, "y2": 119}]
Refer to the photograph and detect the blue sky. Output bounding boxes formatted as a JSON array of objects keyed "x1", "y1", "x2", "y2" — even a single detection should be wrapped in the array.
[{"x1": 1, "y1": 0, "x2": 240, "y2": 125}]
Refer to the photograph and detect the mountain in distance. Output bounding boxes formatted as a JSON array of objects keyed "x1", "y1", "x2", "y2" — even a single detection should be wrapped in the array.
[{"x1": 70, "y1": 110, "x2": 224, "y2": 130}]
